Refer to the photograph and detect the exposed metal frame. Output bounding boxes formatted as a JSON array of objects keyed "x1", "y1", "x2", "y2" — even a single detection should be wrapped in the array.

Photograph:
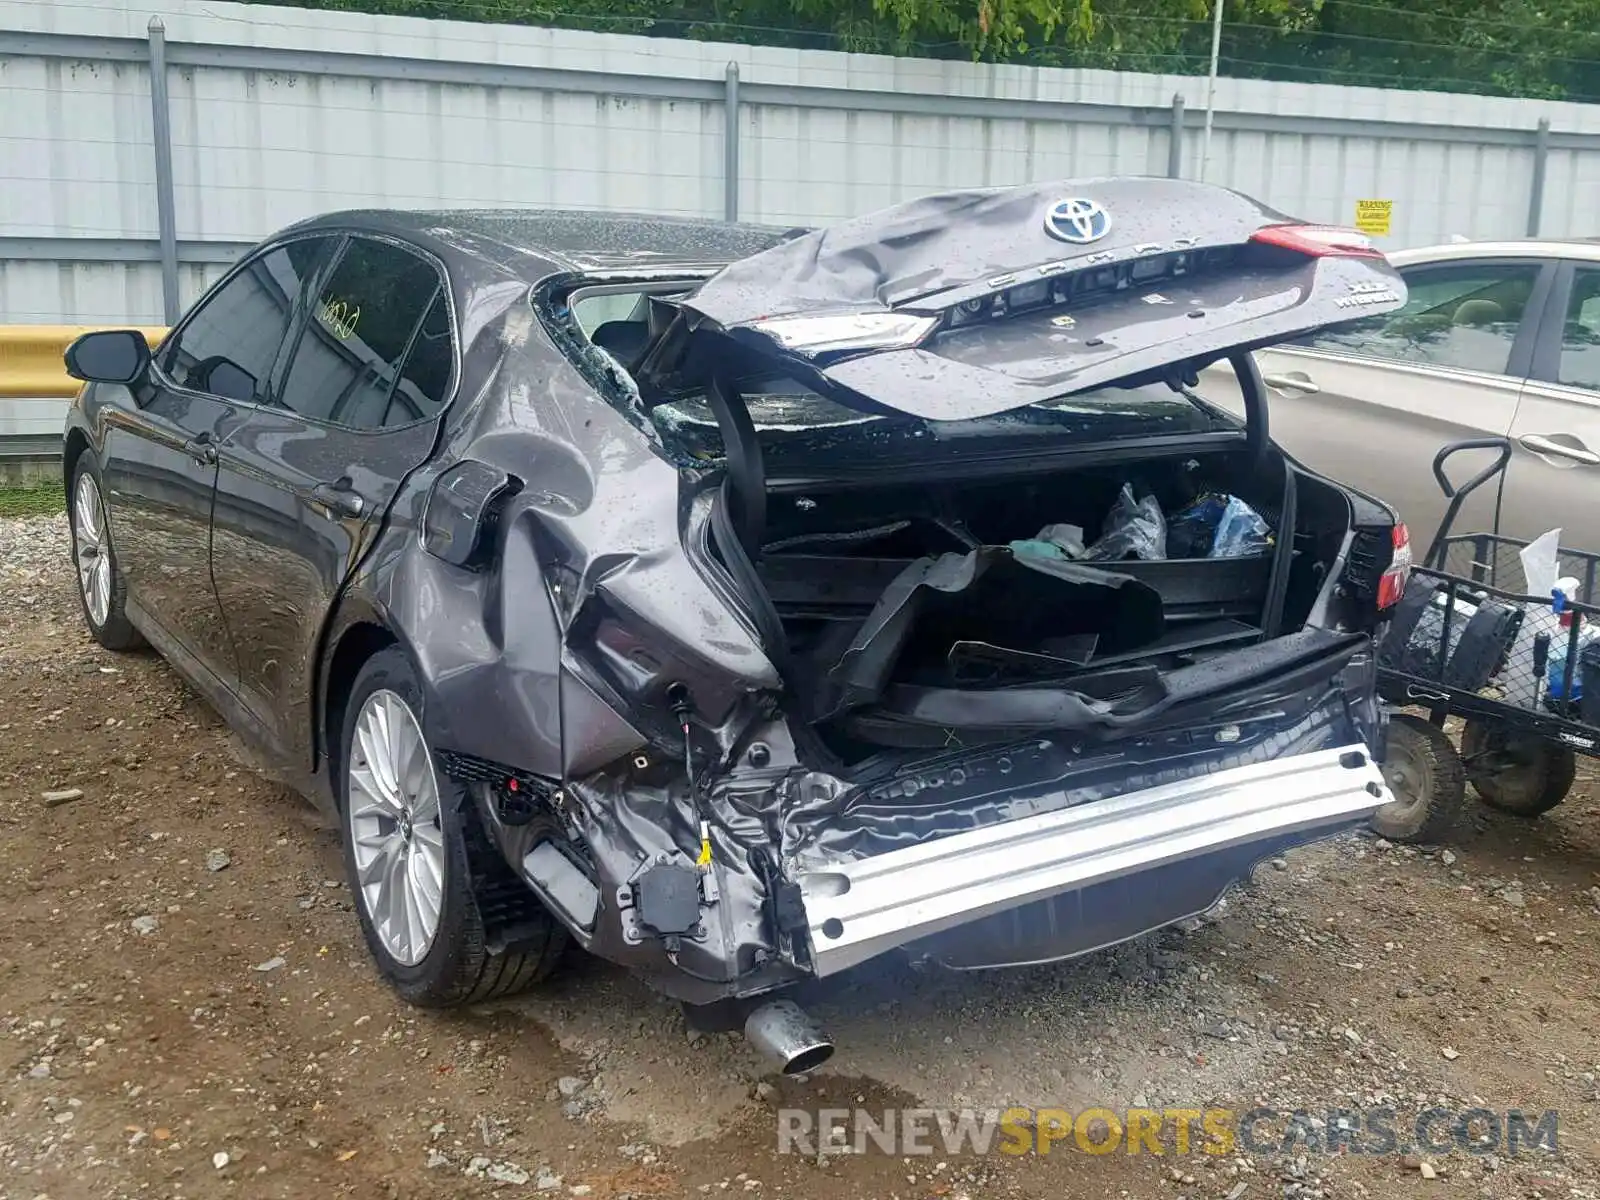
[
  {"x1": 1528, "y1": 117, "x2": 1552, "y2": 237},
  {"x1": 1168, "y1": 94, "x2": 1187, "y2": 178},
  {"x1": 798, "y1": 743, "x2": 1390, "y2": 977},
  {"x1": 1201, "y1": 0, "x2": 1225, "y2": 182},
  {"x1": 0, "y1": 237, "x2": 254, "y2": 265},
  {"x1": 146, "y1": 19, "x2": 180, "y2": 323},
  {"x1": 724, "y1": 63, "x2": 741, "y2": 222}
]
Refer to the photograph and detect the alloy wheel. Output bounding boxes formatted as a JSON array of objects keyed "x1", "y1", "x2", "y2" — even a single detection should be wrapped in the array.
[
  {"x1": 347, "y1": 689, "x2": 446, "y2": 966},
  {"x1": 72, "y1": 472, "x2": 112, "y2": 628}
]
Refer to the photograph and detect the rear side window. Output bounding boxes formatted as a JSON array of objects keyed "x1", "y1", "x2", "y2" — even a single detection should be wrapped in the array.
[
  {"x1": 572, "y1": 287, "x2": 689, "y2": 374},
  {"x1": 1296, "y1": 261, "x2": 1541, "y2": 376},
  {"x1": 574, "y1": 291, "x2": 649, "y2": 335},
  {"x1": 278, "y1": 237, "x2": 451, "y2": 429},
  {"x1": 383, "y1": 294, "x2": 454, "y2": 426},
  {"x1": 162, "y1": 239, "x2": 325, "y2": 404}
]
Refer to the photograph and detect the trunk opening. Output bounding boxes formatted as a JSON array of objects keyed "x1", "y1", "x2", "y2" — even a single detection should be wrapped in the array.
[{"x1": 708, "y1": 438, "x2": 1355, "y2": 765}]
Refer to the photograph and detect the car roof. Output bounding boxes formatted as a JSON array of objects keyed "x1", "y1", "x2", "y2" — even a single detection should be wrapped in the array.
[
  {"x1": 1391, "y1": 238, "x2": 1600, "y2": 266},
  {"x1": 287, "y1": 207, "x2": 803, "y2": 274}
]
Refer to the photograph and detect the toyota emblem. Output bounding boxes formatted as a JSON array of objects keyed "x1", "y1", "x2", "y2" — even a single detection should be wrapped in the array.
[{"x1": 1045, "y1": 198, "x2": 1112, "y2": 245}]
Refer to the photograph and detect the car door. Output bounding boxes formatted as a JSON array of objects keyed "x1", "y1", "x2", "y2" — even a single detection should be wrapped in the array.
[
  {"x1": 208, "y1": 234, "x2": 457, "y2": 767},
  {"x1": 1199, "y1": 257, "x2": 1553, "y2": 547},
  {"x1": 1502, "y1": 260, "x2": 1600, "y2": 557},
  {"x1": 102, "y1": 239, "x2": 324, "y2": 689}
]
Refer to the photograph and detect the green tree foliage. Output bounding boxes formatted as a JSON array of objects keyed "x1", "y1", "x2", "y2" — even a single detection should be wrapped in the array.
[{"x1": 266, "y1": 0, "x2": 1600, "y2": 101}]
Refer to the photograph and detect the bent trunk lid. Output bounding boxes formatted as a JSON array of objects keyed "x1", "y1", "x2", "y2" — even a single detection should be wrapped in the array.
[{"x1": 637, "y1": 177, "x2": 1405, "y2": 420}]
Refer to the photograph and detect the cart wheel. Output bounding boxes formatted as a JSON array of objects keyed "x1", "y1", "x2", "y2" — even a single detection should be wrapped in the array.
[
  {"x1": 1461, "y1": 719, "x2": 1577, "y2": 817},
  {"x1": 1371, "y1": 713, "x2": 1466, "y2": 843}
]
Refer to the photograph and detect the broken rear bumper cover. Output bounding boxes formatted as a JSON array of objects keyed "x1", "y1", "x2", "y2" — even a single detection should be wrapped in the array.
[
  {"x1": 797, "y1": 743, "x2": 1389, "y2": 977},
  {"x1": 534, "y1": 632, "x2": 1388, "y2": 1004}
]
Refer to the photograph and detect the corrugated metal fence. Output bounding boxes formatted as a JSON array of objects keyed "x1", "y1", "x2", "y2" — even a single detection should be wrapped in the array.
[{"x1": 4, "y1": 0, "x2": 1600, "y2": 332}]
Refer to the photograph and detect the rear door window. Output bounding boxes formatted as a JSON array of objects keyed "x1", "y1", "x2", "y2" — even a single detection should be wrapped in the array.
[
  {"x1": 278, "y1": 237, "x2": 451, "y2": 429},
  {"x1": 1550, "y1": 266, "x2": 1600, "y2": 393},
  {"x1": 160, "y1": 238, "x2": 328, "y2": 404},
  {"x1": 1294, "y1": 260, "x2": 1542, "y2": 377}
]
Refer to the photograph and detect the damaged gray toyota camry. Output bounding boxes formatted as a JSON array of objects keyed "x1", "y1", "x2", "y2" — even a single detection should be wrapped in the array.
[{"x1": 61, "y1": 177, "x2": 1411, "y2": 1073}]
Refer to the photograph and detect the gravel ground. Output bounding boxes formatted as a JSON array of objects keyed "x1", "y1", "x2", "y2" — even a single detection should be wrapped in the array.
[{"x1": 3, "y1": 508, "x2": 1600, "y2": 1199}]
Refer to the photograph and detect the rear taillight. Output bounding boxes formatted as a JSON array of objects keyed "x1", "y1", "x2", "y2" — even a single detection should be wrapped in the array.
[
  {"x1": 1377, "y1": 523, "x2": 1412, "y2": 609},
  {"x1": 1250, "y1": 224, "x2": 1384, "y2": 259}
]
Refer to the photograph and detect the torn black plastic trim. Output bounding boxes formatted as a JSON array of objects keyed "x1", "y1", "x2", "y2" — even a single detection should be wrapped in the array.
[
  {"x1": 1260, "y1": 460, "x2": 1297, "y2": 639},
  {"x1": 704, "y1": 376, "x2": 765, "y2": 555},
  {"x1": 826, "y1": 547, "x2": 1166, "y2": 713},
  {"x1": 705, "y1": 479, "x2": 844, "y2": 773},
  {"x1": 866, "y1": 627, "x2": 1367, "y2": 734},
  {"x1": 758, "y1": 430, "x2": 1251, "y2": 492},
  {"x1": 1227, "y1": 348, "x2": 1271, "y2": 464},
  {"x1": 785, "y1": 632, "x2": 1381, "y2": 860}
]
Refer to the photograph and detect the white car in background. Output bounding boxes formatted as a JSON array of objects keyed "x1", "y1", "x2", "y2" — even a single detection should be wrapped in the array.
[{"x1": 1205, "y1": 239, "x2": 1600, "y2": 555}]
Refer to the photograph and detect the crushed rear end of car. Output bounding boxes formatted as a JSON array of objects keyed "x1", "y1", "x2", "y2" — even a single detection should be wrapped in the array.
[{"x1": 489, "y1": 179, "x2": 1410, "y2": 1064}]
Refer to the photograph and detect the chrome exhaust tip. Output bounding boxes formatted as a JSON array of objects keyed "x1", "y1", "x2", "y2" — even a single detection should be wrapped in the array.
[{"x1": 743, "y1": 999, "x2": 834, "y2": 1075}]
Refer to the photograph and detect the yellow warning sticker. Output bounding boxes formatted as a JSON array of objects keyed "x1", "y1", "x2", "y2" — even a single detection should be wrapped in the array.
[{"x1": 1354, "y1": 199, "x2": 1393, "y2": 237}]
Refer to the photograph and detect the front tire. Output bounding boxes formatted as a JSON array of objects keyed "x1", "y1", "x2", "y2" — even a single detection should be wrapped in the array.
[
  {"x1": 68, "y1": 453, "x2": 143, "y2": 651},
  {"x1": 339, "y1": 647, "x2": 565, "y2": 1007}
]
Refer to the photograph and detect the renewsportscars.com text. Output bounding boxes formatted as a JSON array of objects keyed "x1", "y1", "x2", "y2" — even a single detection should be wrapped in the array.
[{"x1": 776, "y1": 1106, "x2": 1560, "y2": 1158}]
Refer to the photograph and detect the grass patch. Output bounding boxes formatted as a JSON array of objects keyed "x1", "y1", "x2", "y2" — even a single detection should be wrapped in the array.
[{"x1": 0, "y1": 481, "x2": 66, "y2": 518}]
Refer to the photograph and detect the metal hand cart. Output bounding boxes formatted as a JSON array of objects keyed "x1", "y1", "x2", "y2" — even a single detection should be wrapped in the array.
[{"x1": 1373, "y1": 436, "x2": 1598, "y2": 843}]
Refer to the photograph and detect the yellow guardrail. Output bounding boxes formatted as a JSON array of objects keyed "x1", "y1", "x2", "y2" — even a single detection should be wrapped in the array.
[{"x1": 0, "y1": 325, "x2": 169, "y2": 398}]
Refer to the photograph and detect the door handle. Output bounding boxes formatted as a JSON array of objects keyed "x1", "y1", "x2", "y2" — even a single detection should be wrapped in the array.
[
  {"x1": 183, "y1": 435, "x2": 217, "y2": 466},
  {"x1": 1518, "y1": 433, "x2": 1600, "y2": 466},
  {"x1": 310, "y1": 479, "x2": 366, "y2": 518},
  {"x1": 1262, "y1": 372, "x2": 1320, "y2": 394}
]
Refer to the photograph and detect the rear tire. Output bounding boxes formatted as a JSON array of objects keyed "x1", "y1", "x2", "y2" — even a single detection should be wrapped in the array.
[
  {"x1": 68, "y1": 453, "x2": 144, "y2": 651},
  {"x1": 339, "y1": 647, "x2": 565, "y2": 1007},
  {"x1": 1461, "y1": 719, "x2": 1576, "y2": 818},
  {"x1": 1371, "y1": 713, "x2": 1465, "y2": 843}
]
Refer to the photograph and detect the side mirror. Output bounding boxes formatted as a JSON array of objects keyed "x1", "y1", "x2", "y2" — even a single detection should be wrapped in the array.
[{"x1": 64, "y1": 329, "x2": 151, "y2": 385}]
